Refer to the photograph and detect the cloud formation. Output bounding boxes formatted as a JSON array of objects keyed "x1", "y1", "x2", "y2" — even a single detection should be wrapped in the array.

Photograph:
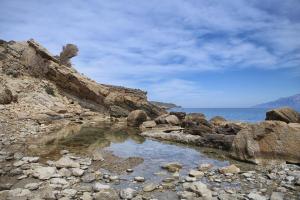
[{"x1": 1, "y1": 0, "x2": 299, "y2": 106}]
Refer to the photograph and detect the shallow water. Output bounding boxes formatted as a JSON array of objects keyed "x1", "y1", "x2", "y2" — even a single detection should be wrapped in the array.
[{"x1": 37, "y1": 124, "x2": 249, "y2": 189}]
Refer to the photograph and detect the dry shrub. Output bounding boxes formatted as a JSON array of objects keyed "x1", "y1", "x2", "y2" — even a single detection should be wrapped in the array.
[{"x1": 59, "y1": 44, "x2": 78, "y2": 67}]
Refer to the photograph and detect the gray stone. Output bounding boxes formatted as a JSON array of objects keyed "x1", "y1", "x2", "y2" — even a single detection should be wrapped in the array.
[
  {"x1": 183, "y1": 181, "x2": 212, "y2": 200},
  {"x1": 270, "y1": 192, "x2": 284, "y2": 200},
  {"x1": 143, "y1": 183, "x2": 156, "y2": 192},
  {"x1": 56, "y1": 157, "x2": 80, "y2": 168},
  {"x1": 33, "y1": 166, "x2": 56, "y2": 180},
  {"x1": 93, "y1": 183, "x2": 110, "y2": 192},
  {"x1": 94, "y1": 188, "x2": 119, "y2": 200},
  {"x1": 120, "y1": 188, "x2": 137, "y2": 199},
  {"x1": 247, "y1": 192, "x2": 267, "y2": 200}
]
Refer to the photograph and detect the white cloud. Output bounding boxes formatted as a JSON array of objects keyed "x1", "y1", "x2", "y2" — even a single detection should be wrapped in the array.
[{"x1": 0, "y1": 0, "x2": 299, "y2": 106}]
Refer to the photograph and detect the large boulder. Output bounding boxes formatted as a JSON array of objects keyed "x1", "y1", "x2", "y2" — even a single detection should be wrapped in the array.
[
  {"x1": 209, "y1": 116, "x2": 226, "y2": 126},
  {"x1": 127, "y1": 110, "x2": 148, "y2": 127},
  {"x1": 0, "y1": 86, "x2": 13, "y2": 104},
  {"x1": 231, "y1": 121, "x2": 300, "y2": 164},
  {"x1": 266, "y1": 107, "x2": 300, "y2": 123},
  {"x1": 170, "y1": 111, "x2": 186, "y2": 121},
  {"x1": 182, "y1": 113, "x2": 212, "y2": 136},
  {"x1": 165, "y1": 115, "x2": 180, "y2": 125}
]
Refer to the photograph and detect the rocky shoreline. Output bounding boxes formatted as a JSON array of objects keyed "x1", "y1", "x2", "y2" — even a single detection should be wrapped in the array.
[{"x1": 1, "y1": 39, "x2": 300, "y2": 199}]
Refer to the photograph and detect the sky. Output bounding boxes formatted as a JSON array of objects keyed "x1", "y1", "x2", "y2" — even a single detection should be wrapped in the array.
[{"x1": 0, "y1": 0, "x2": 300, "y2": 107}]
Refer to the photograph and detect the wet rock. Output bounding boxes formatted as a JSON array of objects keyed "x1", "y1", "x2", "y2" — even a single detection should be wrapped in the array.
[
  {"x1": 33, "y1": 166, "x2": 57, "y2": 180},
  {"x1": 120, "y1": 188, "x2": 137, "y2": 199},
  {"x1": 219, "y1": 165, "x2": 240, "y2": 174},
  {"x1": 55, "y1": 156, "x2": 80, "y2": 168},
  {"x1": 143, "y1": 183, "x2": 156, "y2": 192},
  {"x1": 266, "y1": 107, "x2": 300, "y2": 123},
  {"x1": 126, "y1": 169, "x2": 134, "y2": 173},
  {"x1": 94, "y1": 188, "x2": 119, "y2": 200},
  {"x1": 93, "y1": 183, "x2": 110, "y2": 192},
  {"x1": 232, "y1": 121, "x2": 300, "y2": 164},
  {"x1": 127, "y1": 110, "x2": 148, "y2": 127},
  {"x1": 92, "y1": 151, "x2": 104, "y2": 161},
  {"x1": 183, "y1": 181, "x2": 212, "y2": 200},
  {"x1": 162, "y1": 162, "x2": 182, "y2": 172},
  {"x1": 185, "y1": 176, "x2": 197, "y2": 182},
  {"x1": 134, "y1": 176, "x2": 145, "y2": 182},
  {"x1": 198, "y1": 163, "x2": 213, "y2": 171},
  {"x1": 189, "y1": 170, "x2": 204, "y2": 178},
  {"x1": 270, "y1": 192, "x2": 284, "y2": 200}
]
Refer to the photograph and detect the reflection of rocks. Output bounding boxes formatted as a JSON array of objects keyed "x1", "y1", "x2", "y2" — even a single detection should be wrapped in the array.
[
  {"x1": 266, "y1": 107, "x2": 300, "y2": 123},
  {"x1": 232, "y1": 121, "x2": 300, "y2": 164}
]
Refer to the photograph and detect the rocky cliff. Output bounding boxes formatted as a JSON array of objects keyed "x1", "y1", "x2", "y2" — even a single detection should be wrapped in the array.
[{"x1": 0, "y1": 39, "x2": 164, "y2": 119}]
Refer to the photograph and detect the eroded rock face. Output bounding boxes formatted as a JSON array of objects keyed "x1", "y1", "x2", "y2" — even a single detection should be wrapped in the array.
[
  {"x1": 127, "y1": 110, "x2": 148, "y2": 127},
  {"x1": 0, "y1": 85, "x2": 13, "y2": 104},
  {"x1": 266, "y1": 107, "x2": 300, "y2": 123},
  {"x1": 231, "y1": 121, "x2": 300, "y2": 164},
  {"x1": 0, "y1": 39, "x2": 165, "y2": 117}
]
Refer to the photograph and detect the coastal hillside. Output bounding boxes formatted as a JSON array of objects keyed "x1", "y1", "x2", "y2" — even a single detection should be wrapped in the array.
[
  {"x1": 254, "y1": 93, "x2": 300, "y2": 109},
  {"x1": 0, "y1": 39, "x2": 165, "y2": 120}
]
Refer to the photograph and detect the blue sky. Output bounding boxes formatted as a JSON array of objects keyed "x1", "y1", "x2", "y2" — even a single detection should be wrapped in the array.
[{"x1": 1, "y1": 0, "x2": 300, "y2": 107}]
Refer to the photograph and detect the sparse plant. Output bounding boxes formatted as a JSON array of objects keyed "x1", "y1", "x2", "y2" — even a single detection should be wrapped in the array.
[
  {"x1": 59, "y1": 44, "x2": 78, "y2": 67},
  {"x1": 44, "y1": 84, "x2": 55, "y2": 96}
]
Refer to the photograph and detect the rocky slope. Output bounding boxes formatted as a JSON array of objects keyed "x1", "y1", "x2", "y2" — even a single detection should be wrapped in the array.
[{"x1": 0, "y1": 39, "x2": 164, "y2": 119}]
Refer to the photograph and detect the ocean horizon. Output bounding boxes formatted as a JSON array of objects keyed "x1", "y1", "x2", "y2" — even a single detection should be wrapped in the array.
[{"x1": 169, "y1": 107, "x2": 300, "y2": 123}]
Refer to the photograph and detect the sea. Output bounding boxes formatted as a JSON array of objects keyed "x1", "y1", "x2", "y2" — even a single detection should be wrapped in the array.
[{"x1": 169, "y1": 108, "x2": 271, "y2": 123}]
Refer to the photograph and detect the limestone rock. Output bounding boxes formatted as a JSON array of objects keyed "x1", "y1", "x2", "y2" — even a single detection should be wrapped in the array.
[
  {"x1": 183, "y1": 181, "x2": 212, "y2": 200},
  {"x1": 219, "y1": 165, "x2": 240, "y2": 174},
  {"x1": 231, "y1": 121, "x2": 300, "y2": 164},
  {"x1": 33, "y1": 166, "x2": 56, "y2": 180},
  {"x1": 94, "y1": 188, "x2": 119, "y2": 200},
  {"x1": 162, "y1": 162, "x2": 182, "y2": 172},
  {"x1": 266, "y1": 107, "x2": 300, "y2": 123},
  {"x1": 120, "y1": 188, "x2": 137, "y2": 199},
  {"x1": 55, "y1": 156, "x2": 80, "y2": 168},
  {"x1": 127, "y1": 110, "x2": 148, "y2": 127},
  {"x1": 165, "y1": 115, "x2": 180, "y2": 125}
]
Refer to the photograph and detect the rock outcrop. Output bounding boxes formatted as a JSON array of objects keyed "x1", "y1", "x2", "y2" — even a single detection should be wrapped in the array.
[
  {"x1": 0, "y1": 39, "x2": 165, "y2": 117},
  {"x1": 231, "y1": 121, "x2": 300, "y2": 164},
  {"x1": 265, "y1": 107, "x2": 300, "y2": 123}
]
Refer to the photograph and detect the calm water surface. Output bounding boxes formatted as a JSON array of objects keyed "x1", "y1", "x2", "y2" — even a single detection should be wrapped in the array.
[{"x1": 170, "y1": 108, "x2": 269, "y2": 122}]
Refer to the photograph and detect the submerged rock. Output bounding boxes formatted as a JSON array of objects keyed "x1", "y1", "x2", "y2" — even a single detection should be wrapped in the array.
[
  {"x1": 120, "y1": 188, "x2": 137, "y2": 199},
  {"x1": 55, "y1": 156, "x2": 80, "y2": 168},
  {"x1": 162, "y1": 162, "x2": 183, "y2": 172},
  {"x1": 94, "y1": 188, "x2": 119, "y2": 200}
]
